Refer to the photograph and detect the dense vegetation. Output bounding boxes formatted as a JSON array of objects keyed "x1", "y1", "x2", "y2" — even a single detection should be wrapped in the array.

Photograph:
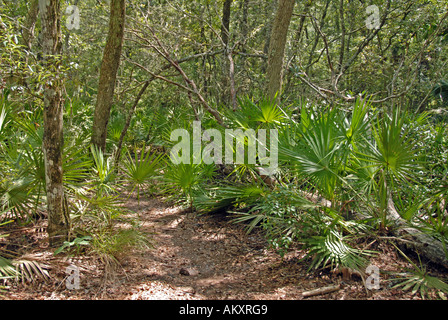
[{"x1": 1, "y1": 0, "x2": 448, "y2": 299}]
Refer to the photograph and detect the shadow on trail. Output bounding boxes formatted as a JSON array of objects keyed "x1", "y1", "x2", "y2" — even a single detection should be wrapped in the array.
[{"x1": 120, "y1": 197, "x2": 324, "y2": 300}]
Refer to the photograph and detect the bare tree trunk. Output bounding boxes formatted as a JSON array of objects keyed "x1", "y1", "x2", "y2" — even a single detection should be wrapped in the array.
[
  {"x1": 22, "y1": 0, "x2": 39, "y2": 51},
  {"x1": 265, "y1": 0, "x2": 295, "y2": 101},
  {"x1": 91, "y1": 0, "x2": 126, "y2": 152},
  {"x1": 220, "y1": 0, "x2": 232, "y2": 107},
  {"x1": 221, "y1": 0, "x2": 232, "y2": 47},
  {"x1": 114, "y1": 80, "x2": 150, "y2": 167},
  {"x1": 38, "y1": 0, "x2": 69, "y2": 247}
]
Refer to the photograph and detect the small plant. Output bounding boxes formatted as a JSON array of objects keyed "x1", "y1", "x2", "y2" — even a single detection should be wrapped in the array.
[
  {"x1": 163, "y1": 160, "x2": 215, "y2": 210},
  {"x1": 301, "y1": 229, "x2": 374, "y2": 273},
  {"x1": 391, "y1": 247, "x2": 448, "y2": 299},
  {"x1": 54, "y1": 236, "x2": 92, "y2": 256},
  {"x1": 90, "y1": 145, "x2": 116, "y2": 196},
  {"x1": 89, "y1": 227, "x2": 152, "y2": 265},
  {"x1": 122, "y1": 145, "x2": 163, "y2": 202}
]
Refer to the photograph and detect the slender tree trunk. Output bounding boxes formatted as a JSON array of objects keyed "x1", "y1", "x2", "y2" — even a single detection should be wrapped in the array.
[
  {"x1": 265, "y1": 0, "x2": 295, "y2": 101},
  {"x1": 220, "y1": 0, "x2": 232, "y2": 106},
  {"x1": 115, "y1": 80, "x2": 150, "y2": 167},
  {"x1": 22, "y1": 0, "x2": 40, "y2": 51},
  {"x1": 221, "y1": 0, "x2": 232, "y2": 47},
  {"x1": 91, "y1": 0, "x2": 126, "y2": 152},
  {"x1": 38, "y1": 0, "x2": 69, "y2": 247}
]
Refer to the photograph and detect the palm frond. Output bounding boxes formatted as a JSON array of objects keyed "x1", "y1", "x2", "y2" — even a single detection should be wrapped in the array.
[
  {"x1": 13, "y1": 257, "x2": 50, "y2": 283},
  {"x1": 90, "y1": 145, "x2": 116, "y2": 196},
  {"x1": 366, "y1": 109, "x2": 419, "y2": 182},
  {"x1": 391, "y1": 243, "x2": 448, "y2": 298},
  {"x1": 195, "y1": 183, "x2": 266, "y2": 215},
  {"x1": 0, "y1": 256, "x2": 18, "y2": 279},
  {"x1": 301, "y1": 230, "x2": 373, "y2": 272},
  {"x1": 122, "y1": 146, "x2": 163, "y2": 200},
  {"x1": 0, "y1": 105, "x2": 9, "y2": 139},
  {"x1": 279, "y1": 110, "x2": 345, "y2": 199}
]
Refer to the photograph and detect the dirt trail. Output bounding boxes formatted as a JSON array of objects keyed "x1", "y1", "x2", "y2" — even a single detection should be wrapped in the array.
[
  {"x1": 3, "y1": 196, "x2": 417, "y2": 300},
  {"x1": 114, "y1": 197, "x2": 310, "y2": 300}
]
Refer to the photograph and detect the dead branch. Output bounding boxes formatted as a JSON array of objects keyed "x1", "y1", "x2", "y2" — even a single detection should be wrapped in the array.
[{"x1": 302, "y1": 284, "x2": 341, "y2": 298}]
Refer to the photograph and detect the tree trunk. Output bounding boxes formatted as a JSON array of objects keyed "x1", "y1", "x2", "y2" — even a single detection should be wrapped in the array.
[
  {"x1": 38, "y1": 0, "x2": 69, "y2": 247},
  {"x1": 220, "y1": 0, "x2": 232, "y2": 107},
  {"x1": 265, "y1": 0, "x2": 295, "y2": 101},
  {"x1": 22, "y1": 0, "x2": 40, "y2": 51},
  {"x1": 387, "y1": 199, "x2": 448, "y2": 270},
  {"x1": 91, "y1": 0, "x2": 126, "y2": 152},
  {"x1": 221, "y1": 0, "x2": 232, "y2": 47}
]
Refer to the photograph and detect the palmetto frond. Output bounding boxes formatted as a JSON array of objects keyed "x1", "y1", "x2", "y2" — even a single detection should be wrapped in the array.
[
  {"x1": 365, "y1": 109, "x2": 419, "y2": 182},
  {"x1": 90, "y1": 145, "x2": 116, "y2": 196},
  {"x1": 280, "y1": 110, "x2": 345, "y2": 199},
  {"x1": 122, "y1": 146, "x2": 163, "y2": 200},
  {"x1": 0, "y1": 255, "x2": 50, "y2": 284},
  {"x1": 227, "y1": 96, "x2": 286, "y2": 130},
  {"x1": 392, "y1": 246, "x2": 448, "y2": 298},
  {"x1": 0, "y1": 256, "x2": 18, "y2": 279},
  {"x1": 195, "y1": 183, "x2": 266, "y2": 215},
  {"x1": 301, "y1": 229, "x2": 373, "y2": 272}
]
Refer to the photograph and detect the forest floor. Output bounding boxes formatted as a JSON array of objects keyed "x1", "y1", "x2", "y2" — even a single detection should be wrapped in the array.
[{"x1": 1, "y1": 195, "x2": 446, "y2": 300}]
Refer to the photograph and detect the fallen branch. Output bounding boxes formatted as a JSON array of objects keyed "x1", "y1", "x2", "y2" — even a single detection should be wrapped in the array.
[
  {"x1": 302, "y1": 284, "x2": 341, "y2": 298},
  {"x1": 387, "y1": 199, "x2": 448, "y2": 270},
  {"x1": 300, "y1": 191, "x2": 448, "y2": 270}
]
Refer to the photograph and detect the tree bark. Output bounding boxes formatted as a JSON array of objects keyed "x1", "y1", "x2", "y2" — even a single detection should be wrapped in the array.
[
  {"x1": 265, "y1": 0, "x2": 295, "y2": 101},
  {"x1": 38, "y1": 0, "x2": 69, "y2": 247},
  {"x1": 303, "y1": 190, "x2": 448, "y2": 270},
  {"x1": 22, "y1": 0, "x2": 40, "y2": 51},
  {"x1": 91, "y1": 0, "x2": 126, "y2": 152},
  {"x1": 387, "y1": 199, "x2": 448, "y2": 270},
  {"x1": 220, "y1": 0, "x2": 232, "y2": 107},
  {"x1": 221, "y1": 0, "x2": 232, "y2": 47}
]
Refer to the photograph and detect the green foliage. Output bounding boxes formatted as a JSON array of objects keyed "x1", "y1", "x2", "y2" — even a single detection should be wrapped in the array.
[
  {"x1": 391, "y1": 246, "x2": 448, "y2": 299},
  {"x1": 238, "y1": 185, "x2": 319, "y2": 253},
  {"x1": 367, "y1": 109, "x2": 419, "y2": 183},
  {"x1": 301, "y1": 229, "x2": 373, "y2": 273},
  {"x1": 280, "y1": 109, "x2": 344, "y2": 199},
  {"x1": 122, "y1": 145, "x2": 163, "y2": 201},
  {"x1": 163, "y1": 160, "x2": 216, "y2": 208},
  {"x1": 393, "y1": 266, "x2": 448, "y2": 299},
  {"x1": 90, "y1": 145, "x2": 116, "y2": 196},
  {"x1": 195, "y1": 182, "x2": 267, "y2": 217},
  {"x1": 1, "y1": 0, "x2": 448, "y2": 298},
  {"x1": 89, "y1": 227, "x2": 151, "y2": 262},
  {"x1": 0, "y1": 256, "x2": 18, "y2": 279},
  {"x1": 54, "y1": 236, "x2": 92, "y2": 256},
  {"x1": 226, "y1": 96, "x2": 287, "y2": 130},
  {"x1": 432, "y1": 80, "x2": 448, "y2": 105}
]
